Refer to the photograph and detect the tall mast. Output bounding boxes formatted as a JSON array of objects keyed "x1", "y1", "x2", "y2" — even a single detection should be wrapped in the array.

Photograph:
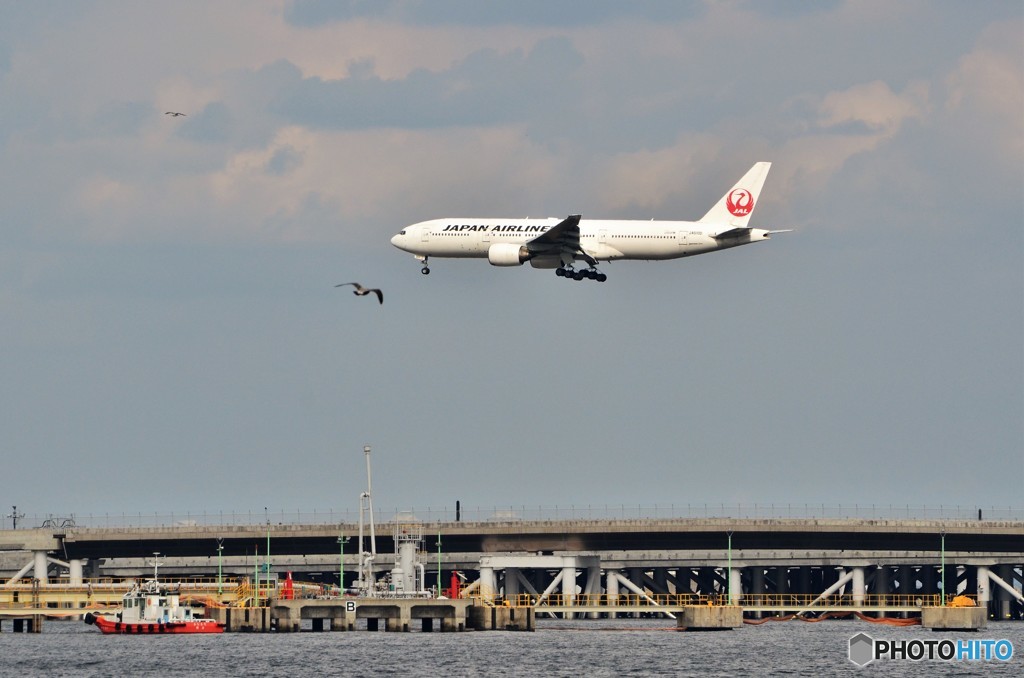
[{"x1": 365, "y1": 445, "x2": 376, "y2": 555}]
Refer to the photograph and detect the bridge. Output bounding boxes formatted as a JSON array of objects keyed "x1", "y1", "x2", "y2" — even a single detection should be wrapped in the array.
[{"x1": 2, "y1": 517, "x2": 1022, "y2": 626}]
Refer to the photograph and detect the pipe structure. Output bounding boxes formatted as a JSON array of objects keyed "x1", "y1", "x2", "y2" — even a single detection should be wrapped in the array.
[
  {"x1": 795, "y1": 568, "x2": 854, "y2": 615},
  {"x1": 364, "y1": 446, "x2": 376, "y2": 555},
  {"x1": 416, "y1": 563, "x2": 426, "y2": 595},
  {"x1": 4, "y1": 560, "x2": 35, "y2": 586},
  {"x1": 987, "y1": 568, "x2": 1024, "y2": 604},
  {"x1": 356, "y1": 446, "x2": 377, "y2": 594},
  {"x1": 532, "y1": 571, "x2": 564, "y2": 608},
  {"x1": 610, "y1": 572, "x2": 675, "y2": 620},
  {"x1": 584, "y1": 563, "x2": 601, "y2": 619},
  {"x1": 514, "y1": 570, "x2": 556, "y2": 619}
]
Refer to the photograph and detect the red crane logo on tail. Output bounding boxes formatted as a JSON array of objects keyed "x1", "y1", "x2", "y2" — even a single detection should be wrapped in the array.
[{"x1": 726, "y1": 188, "x2": 754, "y2": 217}]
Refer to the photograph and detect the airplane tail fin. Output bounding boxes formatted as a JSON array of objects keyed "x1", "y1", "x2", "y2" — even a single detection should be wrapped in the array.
[{"x1": 698, "y1": 162, "x2": 771, "y2": 228}]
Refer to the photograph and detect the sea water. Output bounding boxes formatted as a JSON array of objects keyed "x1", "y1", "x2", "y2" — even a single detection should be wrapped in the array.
[{"x1": 2, "y1": 618, "x2": 1021, "y2": 677}]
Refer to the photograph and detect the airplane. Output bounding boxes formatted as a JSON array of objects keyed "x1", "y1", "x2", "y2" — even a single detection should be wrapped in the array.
[{"x1": 390, "y1": 162, "x2": 788, "y2": 281}]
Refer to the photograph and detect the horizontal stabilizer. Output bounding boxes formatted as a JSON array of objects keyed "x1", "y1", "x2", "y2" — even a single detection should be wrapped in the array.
[
  {"x1": 715, "y1": 227, "x2": 792, "y2": 239},
  {"x1": 713, "y1": 227, "x2": 752, "y2": 240}
]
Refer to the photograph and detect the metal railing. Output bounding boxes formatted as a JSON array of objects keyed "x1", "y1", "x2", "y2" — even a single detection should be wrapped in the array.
[
  {"x1": 470, "y1": 592, "x2": 965, "y2": 610},
  {"x1": 3, "y1": 504, "x2": 1021, "y2": 530},
  {"x1": 0, "y1": 577, "x2": 246, "y2": 609}
]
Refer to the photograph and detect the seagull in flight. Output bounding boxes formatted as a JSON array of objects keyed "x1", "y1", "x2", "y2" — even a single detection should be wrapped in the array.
[
  {"x1": 165, "y1": 111, "x2": 186, "y2": 117},
  {"x1": 335, "y1": 282, "x2": 383, "y2": 304}
]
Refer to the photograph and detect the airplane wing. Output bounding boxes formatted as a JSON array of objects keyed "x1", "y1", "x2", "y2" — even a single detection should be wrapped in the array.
[{"x1": 523, "y1": 214, "x2": 597, "y2": 266}]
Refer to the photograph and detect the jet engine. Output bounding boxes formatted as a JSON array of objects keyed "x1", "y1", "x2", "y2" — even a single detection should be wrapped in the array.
[{"x1": 487, "y1": 243, "x2": 531, "y2": 266}]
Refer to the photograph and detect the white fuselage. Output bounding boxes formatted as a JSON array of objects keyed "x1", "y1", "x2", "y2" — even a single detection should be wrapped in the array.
[{"x1": 391, "y1": 218, "x2": 770, "y2": 266}]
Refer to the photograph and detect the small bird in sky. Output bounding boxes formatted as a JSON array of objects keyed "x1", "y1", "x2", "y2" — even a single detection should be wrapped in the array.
[
  {"x1": 165, "y1": 111, "x2": 186, "y2": 117},
  {"x1": 335, "y1": 282, "x2": 383, "y2": 304}
]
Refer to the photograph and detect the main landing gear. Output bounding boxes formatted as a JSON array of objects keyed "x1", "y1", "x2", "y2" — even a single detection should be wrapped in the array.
[{"x1": 555, "y1": 266, "x2": 606, "y2": 282}]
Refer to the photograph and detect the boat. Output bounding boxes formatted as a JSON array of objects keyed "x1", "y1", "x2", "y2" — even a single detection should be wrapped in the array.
[{"x1": 84, "y1": 567, "x2": 224, "y2": 634}]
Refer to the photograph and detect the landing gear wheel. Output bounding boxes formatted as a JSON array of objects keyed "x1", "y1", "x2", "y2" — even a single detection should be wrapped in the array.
[
  {"x1": 555, "y1": 268, "x2": 565, "y2": 277},
  {"x1": 421, "y1": 267, "x2": 430, "y2": 275},
  {"x1": 596, "y1": 273, "x2": 607, "y2": 282},
  {"x1": 572, "y1": 271, "x2": 585, "y2": 281}
]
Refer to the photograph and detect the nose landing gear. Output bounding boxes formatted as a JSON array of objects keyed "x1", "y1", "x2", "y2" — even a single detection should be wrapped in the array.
[{"x1": 416, "y1": 255, "x2": 430, "y2": 275}]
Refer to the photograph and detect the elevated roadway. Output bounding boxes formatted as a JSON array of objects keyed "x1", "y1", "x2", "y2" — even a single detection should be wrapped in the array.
[{"x1": 4, "y1": 517, "x2": 1020, "y2": 562}]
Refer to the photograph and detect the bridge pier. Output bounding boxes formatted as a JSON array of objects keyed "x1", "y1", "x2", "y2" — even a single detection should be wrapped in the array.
[
  {"x1": 851, "y1": 567, "x2": 865, "y2": 607},
  {"x1": 479, "y1": 565, "x2": 497, "y2": 599},
  {"x1": 920, "y1": 565, "x2": 936, "y2": 600},
  {"x1": 976, "y1": 565, "x2": 990, "y2": 614},
  {"x1": 606, "y1": 568, "x2": 620, "y2": 619},
  {"x1": 33, "y1": 552, "x2": 48, "y2": 586},
  {"x1": 561, "y1": 561, "x2": 576, "y2": 614},
  {"x1": 796, "y1": 566, "x2": 811, "y2": 597},
  {"x1": 728, "y1": 568, "x2": 742, "y2": 605},
  {"x1": 874, "y1": 566, "x2": 890, "y2": 617},
  {"x1": 698, "y1": 567, "x2": 716, "y2": 596},
  {"x1": 678, "y1": 606, "x2": 742, "y2": 631},
  {"x1": 922, "y1": 605, "x2": 986, "y2": 631},
  {"x1": 505, "y1": 567, "x2": 520, "y2": 598},
  {"x1": 7, "y1": 616, "x2": 43, "y2": 633},
  {"x1": 897, "y1": 565, "x2": 912, "y2": 618},
  {"x1": 773, "y1": 566, "x2": 788, "y2": 595},
  {"x1": 269, "y1": 598, "x2": 475, "y2": 632},
  {"x1": 629, "y1": 568, "x2": 644, "y2": 617},
  {"x1": 653, "y1": 568, "x2": 669, "y2": 595},
  {"x1": 997, "y1": 565, "x2": 1014, "y2": 619},
  {"x1": 749, "y1": 567, "x2": 765, "y2": 618}
]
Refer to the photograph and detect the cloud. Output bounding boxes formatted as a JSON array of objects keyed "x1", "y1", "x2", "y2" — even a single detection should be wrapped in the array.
[
  {"x1": 93, "y1": 101, "x2": 153, "y2": 138},
  {"x1": 206, "y1": 125, "x2": 571, "y2": 240},
  {"x1": 269, "y1": 36, "x2": 584, "y2": 132},
  {"x1": 943, "y1": 21, "x2": 1024, "y2": 165},
  {"x1": 175, "y1": 102, "x2": 235, "y2": 144},
  {"x1": 818, "y1": 80, "x2": 928, "y2": 135}
]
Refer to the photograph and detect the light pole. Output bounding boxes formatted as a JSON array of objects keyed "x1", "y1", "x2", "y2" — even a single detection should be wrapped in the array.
[
  {"x1": 264, "y1": 508, "x2": 271, "y2": 588},
  {"x1": 338, "y1": 533, "x2": 350, "y2": 594},
  {"x1": 216, "y1": 539, "x2": 224, "y2": 596},
  {"x1": 436, "y1": 531, "x2": 443, "y2": 598},
  {"x1": 6, "y1": 506, "x2": 24, "y2": 530},
  {"x1": 940, "y1": 530, "x2": 946, "y2": 606},
  {"x1": 727, "y1": 530, "x2": 733, "y2": 605}
]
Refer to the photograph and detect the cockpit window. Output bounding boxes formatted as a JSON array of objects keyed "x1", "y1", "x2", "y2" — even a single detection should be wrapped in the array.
[{"x1": 399, "y1": 230, "x2": 406, "y2": 235}]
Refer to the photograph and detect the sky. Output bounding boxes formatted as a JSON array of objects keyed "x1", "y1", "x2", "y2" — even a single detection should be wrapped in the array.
[{"x1": 1, "y1": 1, "x2": 1021, "y2": 524}]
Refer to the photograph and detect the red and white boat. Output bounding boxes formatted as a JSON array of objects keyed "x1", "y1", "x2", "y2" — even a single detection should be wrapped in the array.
[{"x1": 85, "y1": 577, "x2": 224, "y2": 634}]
